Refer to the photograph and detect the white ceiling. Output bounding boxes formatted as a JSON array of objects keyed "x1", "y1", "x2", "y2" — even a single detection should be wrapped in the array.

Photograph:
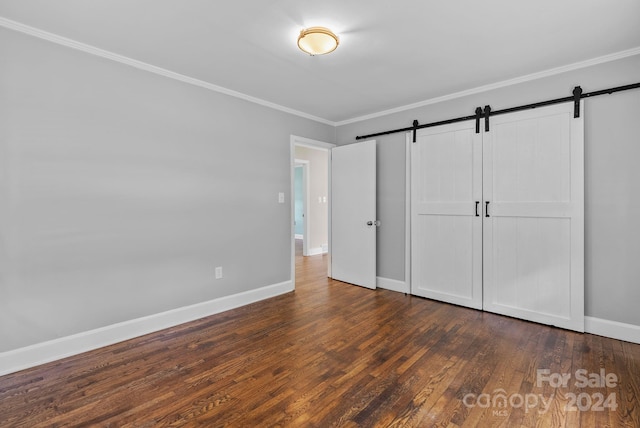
[{"x1": 1, "y1": 0, "x2": 639, "y2": 124}]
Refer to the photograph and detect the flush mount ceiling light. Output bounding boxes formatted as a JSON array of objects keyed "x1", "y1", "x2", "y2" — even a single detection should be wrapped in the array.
[{"x1": 297, "y1": 27, "x2": 339, "y2": 55}]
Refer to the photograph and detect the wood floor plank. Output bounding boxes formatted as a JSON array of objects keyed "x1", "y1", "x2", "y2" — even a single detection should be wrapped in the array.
[{"x1": 1, "y1": 242, "x2": 639, "y2": 426}]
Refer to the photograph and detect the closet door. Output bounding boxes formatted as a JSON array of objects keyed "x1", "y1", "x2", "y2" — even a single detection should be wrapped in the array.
[
  {"x1": 411, "y1": 122, "x2": 483, "y2": 309},
  {"x1": 482, "y1": 102, "x2": 584, "y2": 332}
]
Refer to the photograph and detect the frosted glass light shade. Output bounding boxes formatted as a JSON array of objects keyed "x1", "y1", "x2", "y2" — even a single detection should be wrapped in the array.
[{"x1": 297, "y1": 27, "x2": 339, "y2": 55}]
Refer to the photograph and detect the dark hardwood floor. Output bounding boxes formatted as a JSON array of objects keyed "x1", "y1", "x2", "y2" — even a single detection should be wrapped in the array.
[{"x1": 1, "y1": 241, "x2": 639, "y2": 427}]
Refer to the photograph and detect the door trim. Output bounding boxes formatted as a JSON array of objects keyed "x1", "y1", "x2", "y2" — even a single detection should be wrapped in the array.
[
  {"x1": 405, "y1": 134, "x2": 412, "y2": 292},
  {"x1": 290, "y1": 135, "x2": 335, "y2": 289}
]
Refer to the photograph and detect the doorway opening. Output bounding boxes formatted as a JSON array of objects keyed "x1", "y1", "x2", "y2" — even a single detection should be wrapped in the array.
[
  {"x1": 294, "y1": 160, "x2": 309, "y2": 255},
  {"x1": 290, "y1": 135, "x2": 335, "y2": 289}
]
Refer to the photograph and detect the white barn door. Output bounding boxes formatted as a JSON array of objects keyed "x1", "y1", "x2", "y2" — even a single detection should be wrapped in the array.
[
  {"x1": 483, "y1": 103, "x2": 584, "y2": 332},
  {"x1": 411, "y1": 122, "x2": 483, "y2": 309},
  {"x1": 331, "y1": 140, "x2": 377, "y2": 289}
]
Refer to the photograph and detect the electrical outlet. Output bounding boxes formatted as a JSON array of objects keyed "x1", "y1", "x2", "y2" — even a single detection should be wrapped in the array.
[{"x1": 215, "y1": 266, "x2": 223, "y2": 279}]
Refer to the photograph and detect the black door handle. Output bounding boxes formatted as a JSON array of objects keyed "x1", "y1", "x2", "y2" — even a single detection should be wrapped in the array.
[
  {"x1": 485, "y1": 201, "x2": 490, "y2": 217},
  {"x1": 475, "y1": 201, "x2": 479, "y2": 217}
]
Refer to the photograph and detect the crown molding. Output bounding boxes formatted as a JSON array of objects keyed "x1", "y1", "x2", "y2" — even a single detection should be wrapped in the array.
[
  {"x1": 0, "y1": 17, "x2": 336, "y2": 127},
  {"x1": 2, "y1": 16, "x2": 639, "y2": 129},
  {"x1": 336, "y1": 46, "x2": 640, "y2": 126}
]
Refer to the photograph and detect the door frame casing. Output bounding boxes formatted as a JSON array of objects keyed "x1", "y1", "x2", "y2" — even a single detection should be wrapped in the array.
[
  {"x1": 290, "y1": 135, "x2": 335, "y2": 289},
  {"x1": 405, "y1": 134, "x2": 412, "y2": 293}
]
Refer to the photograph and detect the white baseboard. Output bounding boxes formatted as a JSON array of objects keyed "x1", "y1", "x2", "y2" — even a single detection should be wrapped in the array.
[
  {"x1": 0, "y1": 280, "x2": 293, "y2": 377},
  {"x1": 585, "y1": 316, "x2": 640, "y2": 344},
  {"x1": 307, "y1": 246, "x2": 328, "y2": 256},
  {"x1": 4, "y1": 283, "x2": 635, "y2": 377},
  {"x1": 369, "y1": 284, "x2": 640, "y2": 344},
  {"x1": 377, "y1": 277, "x2": 409, "y2": 294}
]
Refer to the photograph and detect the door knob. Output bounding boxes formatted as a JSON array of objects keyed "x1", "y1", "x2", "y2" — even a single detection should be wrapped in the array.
[{"x1": 366, "y1": 221, "x2": 374, "y2": 226}]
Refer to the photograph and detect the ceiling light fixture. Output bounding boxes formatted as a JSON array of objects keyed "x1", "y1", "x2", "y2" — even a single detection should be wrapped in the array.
[{"x1": 297, "y1": 27, "x2": 339, "y2": 56}]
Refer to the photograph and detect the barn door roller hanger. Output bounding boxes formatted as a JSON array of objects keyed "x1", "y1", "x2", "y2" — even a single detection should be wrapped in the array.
[{"x1": 356, "y1": 82, "x2": 640, "y2": 142}]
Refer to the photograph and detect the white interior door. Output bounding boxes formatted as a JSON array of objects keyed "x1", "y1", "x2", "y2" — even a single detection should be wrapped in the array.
[
  {"x1": 331, "y1": 140, "x2": 377, "y2": 289},
  {"x1": 483, "y1": 102, "x2": 584, "y2": 332},
  {"x1": 411, "y1": 122, "x2": 483, "y2": 309}
]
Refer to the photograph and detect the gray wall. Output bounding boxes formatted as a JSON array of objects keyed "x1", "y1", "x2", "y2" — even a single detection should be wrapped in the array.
[
  {"x1": 0, "y1": 27, "x2": 334, "y2": 352},
  {"x1": 336, "y1": 54, "x2": 640, "y2": 327}
]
